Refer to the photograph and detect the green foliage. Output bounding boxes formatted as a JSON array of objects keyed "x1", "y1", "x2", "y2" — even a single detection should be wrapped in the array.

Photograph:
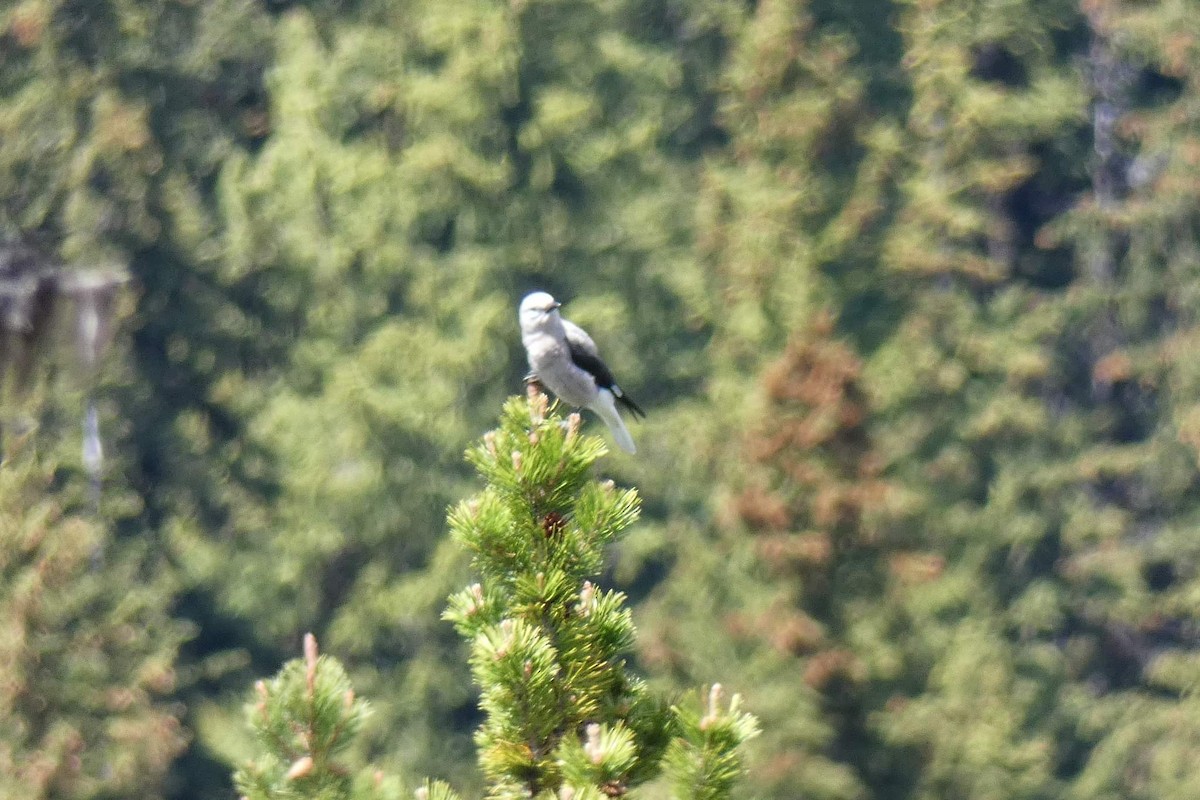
[
  {"x1": 235, "y1": 634, "x2": 405, "y2": 800},
  {"x1": 235, "y1": 395, "x2": 757, "y2": 800},
  {"x1": 0, "y1": 436, "x2": 185, "y2": 800},
  {"x1": 442, "y1": 392, "x2": 757, "y2": 798},
  {"x1": 12, "y1": 1, "x2": 1200, "y2": 799},
  {"x1": 155, "y1": 0, "x2": 725, "y2": 787},
  {"x1": 414, "y1": 780, "x2": 464, "y2": 800},
  {"x1": 857, "y1": 2, "x2": 1200, "y2": 799},
  {"x1": 663, "y1": 685, "x2": 761, "y2": 800}
]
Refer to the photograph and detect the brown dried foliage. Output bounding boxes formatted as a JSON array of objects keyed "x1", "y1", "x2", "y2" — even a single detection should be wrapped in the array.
[
  {"x1": 733, "y1": 315, "x2": 890, "y2": 557},
  {"x1": 888, "y1": 552, "x2": 946, "y2": 585},
  {"x1": 802, "y1": 649, "x2": 865, "y2": 691}
]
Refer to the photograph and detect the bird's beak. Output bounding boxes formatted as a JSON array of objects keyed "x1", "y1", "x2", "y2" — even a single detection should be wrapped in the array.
[{"x1": 552, "y1": 302, "x2": 562, "y2": 309}]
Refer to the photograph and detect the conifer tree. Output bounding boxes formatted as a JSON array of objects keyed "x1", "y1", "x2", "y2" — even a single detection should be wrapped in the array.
[
  {"x1": 185, "y1": 0, "x2": 733, "y2": 789},
  {"x1": 1040, "y1": 5, "x2": 1200, "y2": 795},
  {"x1": 22, "y1": 1, "x2": 1200, "y2": 798},
  {"x1": 637, "y1": 3, "x2": 906, "y2": 797},
  {"x1": 639, "y1": 317, "x2": 914, "y2": 800},
  {"x1": 863, "y1": 1, "x2": 1200, "y2": 796},
  {"x1": 0, "y1": 303, "x2": 186, "y2": 799},
  {"x1": 436, "y1": 389, "x2": 758, "y2": 798},
  {"x1": 0, "y1": 2, "x2": 280, "y2": 790},
  {"x1": 237, "y1": 391, "x2": 758, "y2": 799},
  {"x1": 0, "y1": 442, "x2": 186, "y2": 800},
  {"x1": 236, "y1": 633, "x2": 403, "y2": 800}
]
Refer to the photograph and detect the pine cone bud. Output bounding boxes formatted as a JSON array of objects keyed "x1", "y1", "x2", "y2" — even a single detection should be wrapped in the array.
[
  {"x1": 584, "y1": 723, "x2": 603, "y2": 764},
  {"x1": 495, "y1": 619, "x2": 515, "y2": 659},
  {"x1": 529, "y1": 389, "x2": 548, "y2": 421},
  {"x1": 285, "y1": 756, "x2": 314, "y2": 780},
  {"x1": 576, "y1": 581, "x2": 596, "y2": 617},
  {"x1": 701, "y1": 683, "x2": 724, "y2": 730},
  {"x1": 304, "y1": 633, "x2": 319, "y2": 693},
  {"x1": 468, "y1": 583, "x2": 485, "y2": 614}
]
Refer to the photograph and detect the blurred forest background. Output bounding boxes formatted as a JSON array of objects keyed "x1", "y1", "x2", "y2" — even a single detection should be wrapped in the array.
[{"x1": 4, "y1": 0, "x2": 1200, "y2": 797}]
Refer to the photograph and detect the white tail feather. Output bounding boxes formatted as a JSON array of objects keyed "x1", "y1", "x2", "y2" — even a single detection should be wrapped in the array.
[{"x1": 591, "y1": 389, "x2": 637, "y2": 454}]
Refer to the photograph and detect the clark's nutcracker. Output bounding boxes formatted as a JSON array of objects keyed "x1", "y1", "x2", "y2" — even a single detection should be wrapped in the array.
[{"x1": 519, "y1": 291, "x2": 645, "y2": 453}]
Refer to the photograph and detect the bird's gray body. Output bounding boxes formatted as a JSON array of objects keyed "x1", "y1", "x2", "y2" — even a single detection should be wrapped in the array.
[
  {"x1": 522, "y1": 316, "x2": 598, "y2": 408},
  {"x1": 518, "y1": 291, "x2": 641, "y2": 453}
]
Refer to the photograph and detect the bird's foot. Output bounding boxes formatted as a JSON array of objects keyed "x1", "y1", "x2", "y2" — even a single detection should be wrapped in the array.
[{"x1": 524, "y1": 374, "x2": 545, "y2": 404}]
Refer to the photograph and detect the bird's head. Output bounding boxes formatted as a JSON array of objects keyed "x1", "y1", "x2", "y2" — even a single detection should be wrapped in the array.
[{"x1": 519, "y1": 291, "x2": 562, "y2": 330}]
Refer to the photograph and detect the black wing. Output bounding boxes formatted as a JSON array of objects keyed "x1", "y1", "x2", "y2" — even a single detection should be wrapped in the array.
[{"x1": 566, "y1": 339, "x2": 646, "y2": 419}]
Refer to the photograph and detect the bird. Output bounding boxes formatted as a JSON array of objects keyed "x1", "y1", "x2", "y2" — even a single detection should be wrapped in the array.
[{"x1": 518, "y1": 291, "x2": 645, "y2": 453}]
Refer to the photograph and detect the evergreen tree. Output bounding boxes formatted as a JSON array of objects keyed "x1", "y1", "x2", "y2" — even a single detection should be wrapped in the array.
[
  {"x1": 437, "y1": 390, "x2": 757, "y2": 799},
  {"x1": 639, "y1": 318, "x2": 911, "y2": 800},
  {"x1": 637, "y1": 3, "x2": 906, "y2": 797},
  {"x1": 9, "y1": 0, "x2": 730, "y2": 792},
  {"x1": 13, "y1": 1, "x2": 1200, "y2": 798},
  {"x1": 0, "y1": 267, "x2": 186, "y2": 799},
  {"x1": 236, "y1": 392, "x2": 758, "y2": 799},
  {"x1": 0, "y1": 2, "x2": 279, "y2": 791},
  {"x1": 642, "y1": 2, "x2": 1200, "y2": 798},
  {"x1": 0, "y1": 446, "x2": 186, "y2": 800},
  {"x1": 865, "y1": 1, "x2": 1200, "y2": 797},
  {"x1": 185, "y1": 0, "x2": 734, "y2": 790},
  {"x1": 236, "y1": 633, "x2": 404, "y2": 800},
  {"x1": 861, "y1": 4, "x2": 1087, "y2": 795},
  {"x1": 1047, "y1": 4, "x2": 1200, "y2": 796}
]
